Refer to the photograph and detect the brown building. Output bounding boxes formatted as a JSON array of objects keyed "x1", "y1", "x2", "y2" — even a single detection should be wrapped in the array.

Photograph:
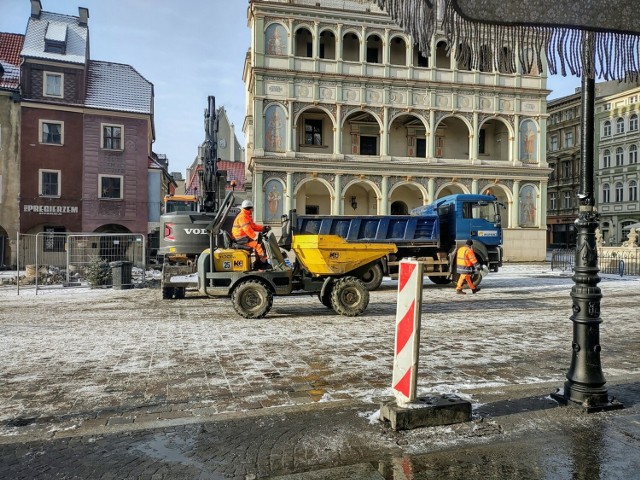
[{"x1": 18, "y1": 1, "x2": 154, "y2": 239}]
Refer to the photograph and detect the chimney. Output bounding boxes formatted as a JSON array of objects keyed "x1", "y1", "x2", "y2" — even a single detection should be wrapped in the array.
[
  {"x1": 31, "y1": 0, "x2": 42, "y2": 19},
  {"x1": 78, "y1": 7, "x2": 89, "y2": 26}
]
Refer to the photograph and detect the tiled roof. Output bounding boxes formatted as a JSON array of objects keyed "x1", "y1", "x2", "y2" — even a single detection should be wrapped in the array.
[
  {"x1": 85, "y1": 61, "x2": 153, "y2": 114},
  {"x1": 21, "y1": 11, "x2": 88, "y2": 65},
  {"x1": 0, "y1": 33, "x2": 24, "y2": 90},
  {"x1": 186, "y1": 161, "x2": 246, "y2": 194}
]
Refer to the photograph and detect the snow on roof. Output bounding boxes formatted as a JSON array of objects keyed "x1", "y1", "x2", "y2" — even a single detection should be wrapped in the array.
[
  {"x1": 85, "y1": 60, "x2": 153, "y2": 114},
  {"x1": 0, "y1": 33, "x2": 24, "y2": 90},
  {"x1": 21, "y1": 11, "x2": 88, "y2": 65}
]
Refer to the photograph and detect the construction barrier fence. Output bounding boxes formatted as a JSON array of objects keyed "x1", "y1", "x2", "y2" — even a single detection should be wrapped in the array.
[{"x1": 5, "y1": 232, "x2": 147, "y2": 293}]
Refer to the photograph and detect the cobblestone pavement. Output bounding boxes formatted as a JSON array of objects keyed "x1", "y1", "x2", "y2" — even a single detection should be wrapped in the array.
[{"x1": 0, "y1": 265, "x2": 639, "y2": 478}]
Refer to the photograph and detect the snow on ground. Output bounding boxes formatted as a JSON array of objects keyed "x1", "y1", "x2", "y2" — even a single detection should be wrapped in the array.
[{"x1": 0, "y1": 263, "x2": 638, "y2": 434}]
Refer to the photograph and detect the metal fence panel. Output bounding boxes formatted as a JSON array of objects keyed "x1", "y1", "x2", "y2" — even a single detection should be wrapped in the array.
[
  {"x1": 551, "y1": 248, "x2": 640, "y2": 276},
  {"x1": 9, "y1": 233, "x2": 146, "y2": 293}
]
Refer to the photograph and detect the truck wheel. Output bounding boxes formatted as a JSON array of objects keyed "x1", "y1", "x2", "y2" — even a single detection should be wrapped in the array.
[
  {"x1": 232, "y1": 280, "x2": 273, "y2": 319},
  {"x1": 318, "y1": 283, "x2": 333, "y2": 308},
  {"x1": 360, "y1": 263, "x2": 384, "y2": 291},
  {"x1": 162, "y1": 287, "x2": 175, "y2": 299},
  {"x1": 471, "y1": 272, "x2": 483, "y2": 287},
  {"x1": 428, "y1": 276, "x2": 451, "y2": 285},
  {"x1": 330, "y1": 277, "x2": 369, "y2": 317}
]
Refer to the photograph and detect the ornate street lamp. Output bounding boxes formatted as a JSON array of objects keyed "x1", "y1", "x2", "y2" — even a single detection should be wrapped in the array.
[{"x1": 373, "y1": 0, "x2": 635, "y2": 411}]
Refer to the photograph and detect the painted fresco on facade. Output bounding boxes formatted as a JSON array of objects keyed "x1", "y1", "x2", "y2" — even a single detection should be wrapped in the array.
[
  {"x1": 264, "y1": 179, "x2": 284, "y2": 223},
  {"x1": 519, "y1": 184, "x2": 538, "y2": 227},
  {"x1": 265, "y1": 23, "x2": 287, "y2": 55},
  {"x1": 519, "y1": 118, "x2": 537, "y2": 162},
  {"x1": 265, "y1": 104, "x2": 286, "y2": 152}
]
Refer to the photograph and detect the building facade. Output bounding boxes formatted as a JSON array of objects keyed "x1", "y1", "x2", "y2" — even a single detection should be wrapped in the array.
[
  {"x1": 596, "y1": 86, "x2": 640, "y2": 244},
  {"x1": 0, "y1": 33, "x2": 24, "y2": 268},
  {"x1": 243, "y1": 0, "x2": 551, "y2": 261},
  {"x1": 18, "y1": 1, "x2": 154, "y2": 244}
]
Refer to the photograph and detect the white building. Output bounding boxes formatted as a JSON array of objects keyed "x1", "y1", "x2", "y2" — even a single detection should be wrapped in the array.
[{"x1": 243, "y1": 0, "x2": 551, "y2": 261}]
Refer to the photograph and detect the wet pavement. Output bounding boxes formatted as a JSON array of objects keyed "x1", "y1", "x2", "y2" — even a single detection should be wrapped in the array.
[{"x1": 0, "y1": 264, "x2": 639, "y2": 479}]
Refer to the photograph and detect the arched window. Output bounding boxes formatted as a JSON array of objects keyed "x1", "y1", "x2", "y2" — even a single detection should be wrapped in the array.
[
  {"x1": 630, "y1": 145, "x2": 638, "y2": 164},
  {"x1": 390, "y1": 36, "x2": 408, "y2": 66},
  {"x1": 603, "y1": 149, "x2": 611, "y2": 168},
  {"x1": 629, "y1": 180, "x2": 638, "y2": 202},
  {"x1": 615, "y1": 182, "x2": 624, "y2": 202},
  {"x1": 456, "y1": 42, "x2": 471, "y2": 71},
  {"x1": 602, "y1": 183, "x2": 610, "y2": 203},
  {"x1": 603, "y1": 121, "x2": 611, "y2": 137},
  {"x1": 342, "y1": 33, "x2": 360, "y2": 62},
  {"x1": 616, "y1": 147, "x2": 624, "y2": 166},
  {"x1": 319, "y1": 30, "x2": 336, "y2": 60},
  {"x1": 435, "y1": 40, "x2": 449, "y2": 68},
  {"x1": 478, "y1": 44, "x2": 492, "y2": 72},
  {"x1": 616, "y1": 117, "x2": 625, "y2": 134},
  {"x1": 498, "y1": 46, "x2": 516, "y2": 73},
  {"x1": 366, "y1": 34, "x2": 382, "y2": 63},
  {"x1": 295, "y1": 28, "x2": 313, "y2": 58},
  {"x1": 630, "y1": 114, "x2": 638, "y2": 131}
]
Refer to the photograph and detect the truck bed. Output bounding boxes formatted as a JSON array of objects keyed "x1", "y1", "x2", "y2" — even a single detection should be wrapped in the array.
[{"x1": 295, "y1": 215, "x2": 439, "y2": 246}]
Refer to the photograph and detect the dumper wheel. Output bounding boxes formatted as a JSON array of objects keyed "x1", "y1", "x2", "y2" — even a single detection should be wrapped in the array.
[
  {"x1": 232, "y1": 280, "x2": 273, "y2": 319},
  {"x1": 162, "y1": 287, "x2": 175, "y2": 299},
  {"x1": 331, "y1": 277, "x2": 369, "y2": 317},
  {"x1": 174, "y1": 287, "x2": 186, "y2": 299},
  {"x1": 360, "y1": 263, "x2": 384, "y2": 291},
  {"x1": 428, "y1": 276, "x2": 451, "y2": 285}
]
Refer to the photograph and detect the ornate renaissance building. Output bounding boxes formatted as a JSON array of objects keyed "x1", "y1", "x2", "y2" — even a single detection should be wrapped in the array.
[{"x1": 243, "y1": 0, "x2": 551, "y2": 261}]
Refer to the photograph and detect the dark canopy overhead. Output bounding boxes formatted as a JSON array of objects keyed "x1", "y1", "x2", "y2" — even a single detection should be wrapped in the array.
[{"x1": 373, "y1": 0, "x2": 640, "y2": 80}]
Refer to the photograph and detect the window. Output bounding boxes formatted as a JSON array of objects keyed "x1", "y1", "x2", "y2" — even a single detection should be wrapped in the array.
[
  {"x1": 549, "y1": 192, "x2": 557, "y2": 210},
  {"x1": 102, "y1": 124, "x2": 123, "y2": 150},
  {"x1": 615, "y1": 182, "x2": 624, "y2": 202},
  {"x1": 360, "y1": 136, "x2": 377, "y2": 155},
  {"x1": 562, "y1": 162, "x2": 571, "y2": 178},
  {"x1": 99, "y1": 175, "x2": 123, "y2": 199},
  {"x1": 40, "y1": 120, "x2": 63, "y2": 145},
  {"x1": 39, "y1": 169, "x2": 60, "y2": 197},
  {"x1": 550, "y1": 135, "x2": 558, "y2": 151},
  {"x1": 631, "y1": 114, "x2": 638, "y2": 131},
  {"x1": 563, "y1": 191, "x2": 572, "y2": 209},
  {"x1": 629, "y1": 180, "x2": 638, "y2": 202},
  {"x1": 616, "y1": 147, "x2": 624, "y2": 166},
  {"x1": 616, "y1": 117, "x2": 625, "y2": 134},
  {"x1": 564, "y1": 131, "x2": 573, "y2": 148},
  {"x1": 603, "y1": 149, "x2": 611, "y2": 168},
  {"x1": 603, "y1": 120, "x2": 611, "y2": 136},
  {"x1": 630, "y1": 145, "x2": 638, "y2": 164},
  {"x1": 416, "y1": 138, "x2": 426, "y2": 158},
  {"x1": 43, "y1": 72, "x2": 63, "y2": 97},
  {"x1": 602, "y1": 183, "x2": 610, "y2": 203},
  {"x1": 366, "y1": 47, "x2": 379, "y2": 63},
  {"x1": 304, "y1": 119, "x2": 322, "y2": 146},
  {"x1": 630, "y1": 96, "x2": 638, "y2": 104},
  {"x1": 44, "y1": 40, "x2": 65, "y2": 54},
  {"x1": 604, "y1": 103, "x2": 611, "y2": 111}
]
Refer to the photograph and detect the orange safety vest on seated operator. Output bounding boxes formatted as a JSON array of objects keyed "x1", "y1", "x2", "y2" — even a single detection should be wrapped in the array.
[
  {"x1": 232, "y1": 208, "x2": 264, "y2": 241},
  {"x1": 456, "y1": 245, "x2": 479, "y2": 275}
]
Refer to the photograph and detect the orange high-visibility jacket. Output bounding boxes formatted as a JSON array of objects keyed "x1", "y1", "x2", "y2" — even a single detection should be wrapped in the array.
[
  {"x1": 232, "y1": 208, "x2": 264, "y2": 241},
  {"x1": 456, "y1": 245, "x2": 479, "y2": 275}
]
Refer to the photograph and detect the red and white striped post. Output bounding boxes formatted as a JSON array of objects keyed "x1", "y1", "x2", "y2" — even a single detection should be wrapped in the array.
[{"x1": 392, "y1": 259, "x2": 423, "y2": 404}]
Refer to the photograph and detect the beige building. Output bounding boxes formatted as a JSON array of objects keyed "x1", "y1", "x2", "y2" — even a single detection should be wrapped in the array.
[
  {"x1": 243, "y1": 0, "x2": 551, "y2": 261},
  {"x1": 0, "y1": 32, "x2": 24, "y2": 268}
]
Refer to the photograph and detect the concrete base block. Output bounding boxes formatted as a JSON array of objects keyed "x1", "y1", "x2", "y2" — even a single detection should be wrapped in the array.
[{"x1": 379, "y1": 395, "x2": 472, "y2": 431}]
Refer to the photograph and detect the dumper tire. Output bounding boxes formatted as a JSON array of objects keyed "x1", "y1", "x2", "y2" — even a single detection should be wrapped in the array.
[
  {"x1": 360, "y1": 263, "x2": 384, "y2": 291},
  {"x1": 331, "y1": 276, "x2": 369, "y2": 317},
  {"x1": 162, "y1": 287, "x2": 175, "y2": 299},
  {"x1": 232, "y1": 280, "x2": 273, "y2": 319},
  {"x1": 174, "y1": 287, "x2": 186, "y2": 299},
  {"x1": 318, "y1": 284, "x2": 334, "y2": 309}
]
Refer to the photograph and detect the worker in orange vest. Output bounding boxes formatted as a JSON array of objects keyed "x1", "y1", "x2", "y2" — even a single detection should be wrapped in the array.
[
  {"x1": 232, "y1": 199, "x2": 270, "y2": 267},
  {"x1": 455, "y1": 239, "x2": 480, "y2": 295}
]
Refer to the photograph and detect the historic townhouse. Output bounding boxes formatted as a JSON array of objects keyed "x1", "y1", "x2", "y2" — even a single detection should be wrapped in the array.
[
  {"x1": 243, "y1": 0, "x2": 551, "y2": 261},
  {"x1": 19, "y1": 1, "x2": 154, "y2": 243},
  {"x1": 596, "y1": 85, "x2": 640, "y2": 244},
  {"x1": 0, "y1": 33, "x2": 24, "y2": 268},
  {"x1": 546, "y1": 92, "x2": 581, "y2": 248}
]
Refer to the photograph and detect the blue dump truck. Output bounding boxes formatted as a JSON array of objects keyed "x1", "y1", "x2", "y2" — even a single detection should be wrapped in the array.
[{"x1": 283, "y1": 194, "x2": 503, "y2": 290}]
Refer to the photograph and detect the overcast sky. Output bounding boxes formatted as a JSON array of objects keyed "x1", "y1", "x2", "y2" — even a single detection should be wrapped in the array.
[{"x1": 1, "y1": 0, "x2": 582, "y2": 176}]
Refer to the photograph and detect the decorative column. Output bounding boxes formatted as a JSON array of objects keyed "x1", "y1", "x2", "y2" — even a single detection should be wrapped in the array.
[
  {"x1": 253, "y1": 170, "x2": 264, "y2": 222},
  {"x1": 381, "y1": 106, "x2": 389, "y2": 158},
  {"x1": 380, "y1": 176, "x2": 389, "y2": 214},
  {"x1": 333, "y1": 174, "x2": 342, "y2": 214},
  {"x1": 428, "y1": 110, "x2": 435, "y2": 160},
  {"x1": 427, "y1": 178, "x2": 435, "y2": 204},
  {"x1": 512, "y1": 180, "x2": 520, "y2": 228},
  {"x1": 471, "y1": 179, "x2": 478, "y2": 195},
  {"x1": 286, "y1": 172, "x2": 294, "y2": 214},
  {"x1": 513, "y1": 114, "x2": 520, "y2": 165},
  {"x1": 335, "y1": 104, "x2": 342, "y2": 155},
  {"x1": 471, "y1": 112, "x2": 479, "y2": 163}
]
